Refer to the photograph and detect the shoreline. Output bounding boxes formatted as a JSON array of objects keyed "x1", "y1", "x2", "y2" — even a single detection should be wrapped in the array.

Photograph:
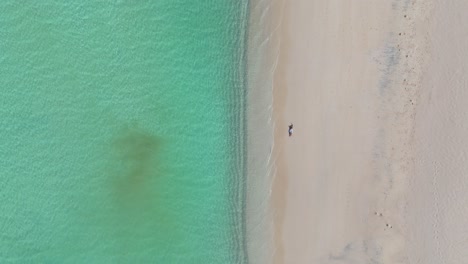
[
  {"x1": 270, "y1": 1, "x2": 287, "y2": 263},
  {"x1": 244, "y1": 0, "x2": 282, "y2": 263}
]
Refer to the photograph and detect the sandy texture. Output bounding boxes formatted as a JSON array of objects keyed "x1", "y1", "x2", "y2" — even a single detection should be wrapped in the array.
[
  {"x1": 407, "y1": 0, "x2": 468, "y2": 263},
  {"x1": 271, "y1": 0, "x2": 438, "y2": 263}
]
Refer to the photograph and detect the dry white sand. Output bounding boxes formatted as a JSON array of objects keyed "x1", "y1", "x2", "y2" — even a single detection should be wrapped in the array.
[
  {"x1": 273, "y1": 1, "x2": 399, "y2": 262},
  {"x1": 269, "y1": 0, "x2": 468, "y2": 263},
  {"x1": 406, "y1": 0, "x2": 468, "y2": 263}
]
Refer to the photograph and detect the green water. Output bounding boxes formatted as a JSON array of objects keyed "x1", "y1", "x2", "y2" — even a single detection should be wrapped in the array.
[{"x1": 0, "y1": 1, "x2": 248, "y2": 263}]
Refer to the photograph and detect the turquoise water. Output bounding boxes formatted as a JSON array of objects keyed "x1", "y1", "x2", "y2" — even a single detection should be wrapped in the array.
[{"x1": 0, "y1": 1, "x2": 249, "y2": 263}]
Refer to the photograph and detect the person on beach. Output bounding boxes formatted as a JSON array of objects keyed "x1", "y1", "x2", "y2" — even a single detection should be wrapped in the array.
[{"x1": 288, "y1": 123, "x2": 293, "y2": 137}]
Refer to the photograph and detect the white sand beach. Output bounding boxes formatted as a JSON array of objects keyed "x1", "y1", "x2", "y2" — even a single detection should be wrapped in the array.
[
  {"x1": 407, "y1": 1, "x2": 468, "y2": 263},
  {"x1": 271, "y1": 0, "x2": 468, "y2": 263}
]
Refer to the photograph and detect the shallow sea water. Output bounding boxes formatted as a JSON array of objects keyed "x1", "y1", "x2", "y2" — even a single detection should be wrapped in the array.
[{"x1": 0, "y1": 1, "x2": 249, "y2": 263}]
